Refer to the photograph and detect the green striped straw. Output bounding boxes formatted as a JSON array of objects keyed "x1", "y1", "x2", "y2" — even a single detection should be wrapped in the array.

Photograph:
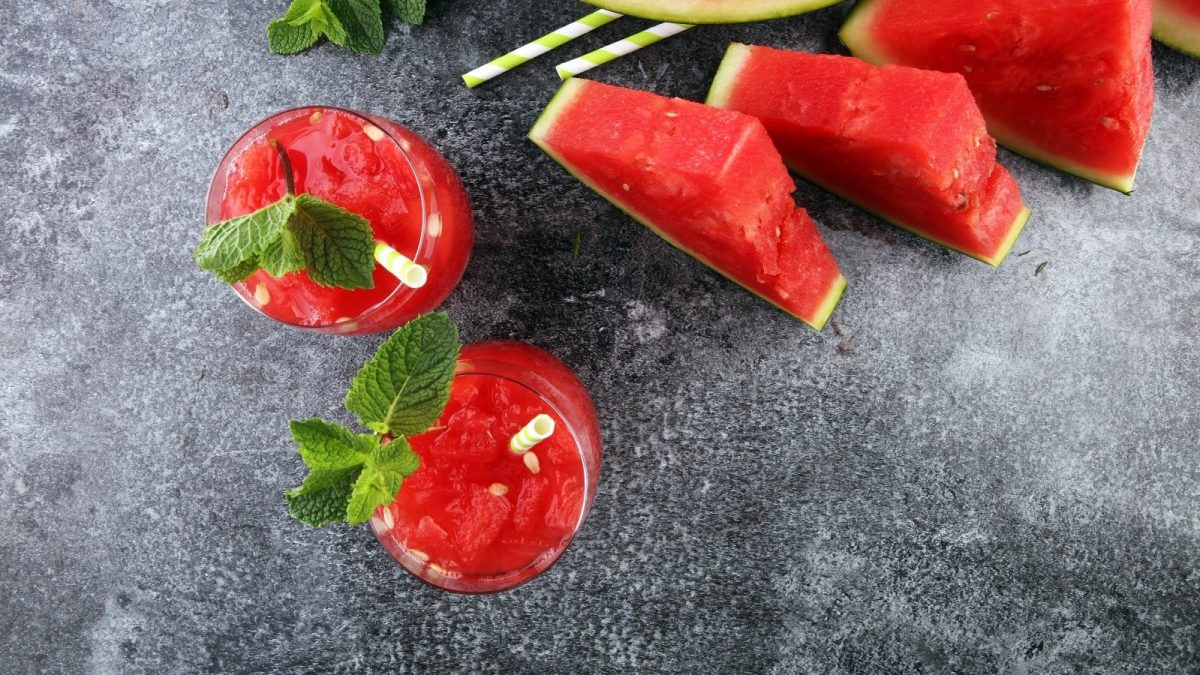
[
  {"x1": 463, "y1": 10, "x2": 623, "y2": 88},
  {"x1": 556, "y1": 22, "x2": 694, "y2": 79},
  {"x1": 374, "y1": 241, "x2": 427, "y2": 289},
  {"x1": 509, "y1": 414, "x2": 555, "y2": 454}
]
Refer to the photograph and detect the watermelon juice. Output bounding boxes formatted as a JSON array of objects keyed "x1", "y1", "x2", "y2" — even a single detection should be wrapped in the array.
[
  {"x1": 205, "y1": 107, "x2": 473, "y2": 334},
  {"x1": 371, "y1": 342, "x2": 602, "y2": 593}
]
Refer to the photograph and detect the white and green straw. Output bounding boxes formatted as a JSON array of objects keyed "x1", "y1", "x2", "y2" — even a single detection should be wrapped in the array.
[
  {"x1": 463, "y1": 10, "x2": 623, "y2": 88},
  {"x1": 509, "y1": 414, "x2": 556, "y2": 454},
  {"x1": 556, "y1": 22, "x2": 694, "y2": 80},
  {"x1": 374, "y1": 241, "x2": 426, "y2": 289}
]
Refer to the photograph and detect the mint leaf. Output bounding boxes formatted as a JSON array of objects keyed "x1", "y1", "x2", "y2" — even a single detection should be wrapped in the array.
[
  {"x1": 196, "y1": 192, "x2": 376, "y2": 290},
  {"x1": 345, "y1": 437, "x2": 419, "y2": 525},
  {"x1": 288, "y1": 194, "x2": 376, "y2": 289},
  {"x1": 267, "y1": 17, "x2": 319, "y2": 55},
  {"x1": 345, "y1": 312, "x2": 460, "y2": 436},
  {"x1": 286, "y1": 465, "x2": 361, "y2": 527},
  {"x1": 328, "y1": 0, "x2": 385, "y2": 54},
  {"x1": 260, "y1": 228, "x2": 305, "y2": 277},
  {"x1": 384, "y1": 0, "x2": 425, "y2": 25},
  {"x1": 374, "y1": 436, "x2": 421, "y2": 477},
  {"x1": 267, "y1": 0, "x2": 348, "y2": 54},
  {"x1": 194, "y1": 198, "x2": 294, "y2": 273},
  {"x1": 289, "y1": 418, "x2": 376, "y2": 469},
  {"x1": 214, "y1": 257, "x2": 260, "y2": 284}
]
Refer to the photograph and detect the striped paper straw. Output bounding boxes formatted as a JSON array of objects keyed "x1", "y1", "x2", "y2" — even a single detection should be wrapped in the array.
[
  {"x1": 556, "y1": 22, "x2": 694, "y2": 79},
  {"x1": 374, "y1": 241, "x2": 427, "y2": 289},
  {"x1": 509, "y1": 414, "x2": 556, "y2": 454},
  {"x1": 463, "y1": 10, "x2": 623, "y2": 88}
]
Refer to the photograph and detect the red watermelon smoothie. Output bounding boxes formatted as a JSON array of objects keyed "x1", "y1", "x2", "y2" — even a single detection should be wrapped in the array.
[
  {"x1": 371, "y1": 342, "x2": 602, "y2": 593},
  {"x1": 205, "y1": 107, "x2": 473, "y2": 334}
]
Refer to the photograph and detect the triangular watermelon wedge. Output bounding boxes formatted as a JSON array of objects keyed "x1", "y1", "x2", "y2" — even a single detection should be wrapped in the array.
[
  {"x1": 708, "y1": 44, "x2": 1031, "y2": 267},
  {"x1": 840, "y1": 0, "x2": 1155, "y2": 194},
  {"x1": 580, "y1": 0, "x2": 844, "y2": 24},
  {"x1": 529, "y1": 79, "x2": 846, "y2": 330},
  {"x1": 1154, "y1": 0, "x2": 1200, "y2": 57}
]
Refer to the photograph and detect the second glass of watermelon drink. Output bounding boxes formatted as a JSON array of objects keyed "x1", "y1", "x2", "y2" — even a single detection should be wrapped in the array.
[
  {"x1": 205, "y1": 106, "x2": 473, "y2": 334},
  {"x1": 371, "y1": 341, "x2": 603, "y2": 593}
]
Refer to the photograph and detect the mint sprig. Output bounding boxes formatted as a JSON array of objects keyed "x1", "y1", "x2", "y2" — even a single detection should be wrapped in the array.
[
  {"x1": 285, "y1": 313, "x2": 460, "y2": 527},
  {"x1": 346, "y1": 311, "x2": 461, "y2": 436},
  {"x1": 195, "y1": 143, "x2": 377, "y2": 290},
  {"x1": 267, "y1": 0, "x2": 424, "y2": 56}
]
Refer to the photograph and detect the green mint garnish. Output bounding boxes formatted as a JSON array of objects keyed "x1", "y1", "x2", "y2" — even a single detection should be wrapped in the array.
[
  {"x1": 385, "y1": 0, "x2": 425, "y2": 25},
  {"x1": 268, "y1": 0, "x2": 424, "y2": 55},
  {"x1": 195, "y1": 142, "x2": 376, "y2": 290},
  {"x1": 285, "y1": 313, "x2": 460, "y2": 527},
  {"x1": 268, "y1": 0, "x2": 347, "y2": 55},
  {"x1": 346, "y1": 311, "x2": 460, "y2": 436}
]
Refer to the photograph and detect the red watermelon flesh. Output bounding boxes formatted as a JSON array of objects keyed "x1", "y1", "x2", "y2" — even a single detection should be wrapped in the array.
[
  {"x1": 529, "y1": 79, "x2": 846, "y2": 329},
  {"x1": 840, "y1": 0, "x2": 1155, "y2": 194},
  {"x1": 708, "y1": 45, "x2": 1030, "y2": 266}
]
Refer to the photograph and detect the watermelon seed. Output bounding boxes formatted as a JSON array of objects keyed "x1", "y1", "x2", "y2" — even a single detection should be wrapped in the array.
[
  {"x1": 363, "y1": 124, "x2": 386, "y2": 142},
  {"x1": 524, "y1": 452, "x2": 541, "y2": 474},
  {"x1": 986, "y1": 11, "x2": 998, "y2": 20},
  {"x1": 953, "y1": 169, "x2": 960, "y2": 179},
  {"x1": 1096, "y1": 78, "x2": 1105, "y2": 85},
  {"x1": 622, "y1": 183, "x2": 631, "y2": 191},
  {"x1": 1035, "y1": 262, "x2": 1048, "y2": 276},
  {"x1": 309, "y1": 111, "x2": 323, "y2": 124},
  {"x1": 1036, "y1": 85, "x2": 1054, "y2": 92},
  {"x1": 963, "y1": 66, "x2": 973, "y2": 73},
  {"x1": 665, "y1": 111, "x2": 679, "y2": 118},
  {"x1": 1100, "y1": 117, "x2": 1119, "y2": 131},
  {"x1": 409, "y1": 549, "x2": 430, "y2": 563},
  {"x1": 254, "y1": 284, "x2": 270, "y2": 306},
  {"x1": 960, "y1": 44, "x2": 976, "y2": 53},
  {"x1": 428, "y1": 562, "x2": 449, "y2": 576},
  {"x1": 489, "y1": 483, "x2": 510, "y2": 496}
]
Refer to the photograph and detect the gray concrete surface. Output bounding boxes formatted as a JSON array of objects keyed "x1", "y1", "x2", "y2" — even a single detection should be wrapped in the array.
[{"x1": 2, "y1": 1, "x2": 1198, "y2": 672}]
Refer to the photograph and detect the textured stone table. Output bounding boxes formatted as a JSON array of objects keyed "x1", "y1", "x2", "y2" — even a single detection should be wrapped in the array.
[{"x1": 2, "y1": 2, "x2": 1198, "y2": 672}]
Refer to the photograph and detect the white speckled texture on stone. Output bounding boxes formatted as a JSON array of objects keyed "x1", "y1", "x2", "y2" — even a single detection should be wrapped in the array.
[{"x1": 1, "y1": 1, "x2": 1198, "y2": 673}]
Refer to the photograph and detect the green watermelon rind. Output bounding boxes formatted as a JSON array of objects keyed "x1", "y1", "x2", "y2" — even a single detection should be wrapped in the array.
[
  {"x1": 706, "y1": 42, "x2": 1031, "y2": 267},
  {"x1": 839, "y1": 0, "x2": 1140, "y2": 195},
  {"x1": 1153, "y1": 0, "x2": 1200, "y2": 58},
  {"x1": 528, "y1": 78, "x2": 847, "y2": 330},
  {"x1": 580, "y1": 0, "x2": 844, "y2": 24}
]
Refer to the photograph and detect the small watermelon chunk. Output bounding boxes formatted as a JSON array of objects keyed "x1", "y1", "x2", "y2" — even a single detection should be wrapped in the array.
[
  {"x1": 580, "y1": 0, "x2": 842, "y2": 23},
  {"x1": 840, "y1": 0, "x2": 1155, "y2": 194},
  {"x1": 1154, "y1": 0, "x2": 1200, "y2": 57},
  {"x1": 708, "y1": 45, "x2": 1031, "y2": 266},
  {"x1": 529, "y1": 78, "x2": 846, "y2": 330}
]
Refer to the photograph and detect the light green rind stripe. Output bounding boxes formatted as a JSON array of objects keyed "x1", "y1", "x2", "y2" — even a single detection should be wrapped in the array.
[{"x1": 581, "y1": 0, "x2": 841, "y2": 24}]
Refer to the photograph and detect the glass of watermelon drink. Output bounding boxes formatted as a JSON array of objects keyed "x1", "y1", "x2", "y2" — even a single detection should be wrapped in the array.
[
  {"x1": 205, "y1": 106, "x2": 473, "y2": 334},
  {"x1": 371, "y1": 341, "x2": 602, "y2": 593}
]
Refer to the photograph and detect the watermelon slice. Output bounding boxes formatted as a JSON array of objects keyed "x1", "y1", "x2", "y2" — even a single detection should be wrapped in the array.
[
  {"x1": 840, "y1": 0, "x2": 1155, "y2": 194},
  {"x1": 708, "y1": 44, "x2": 1031, "y2": 267},
  {"x1": 580, "y1": 0, "x2": 843, "y2": 23},
  {"x1": 528, "y1": 79, "x2": 846, "y2": 329},
  {"x1": 1154, "y1": 0, "x2": 1200, "y2": 57}
]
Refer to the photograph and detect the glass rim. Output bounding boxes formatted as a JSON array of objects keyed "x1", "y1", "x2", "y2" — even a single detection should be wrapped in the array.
[{"x1": 204, "y1": 105, "x2": 431, "y2": 331}]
